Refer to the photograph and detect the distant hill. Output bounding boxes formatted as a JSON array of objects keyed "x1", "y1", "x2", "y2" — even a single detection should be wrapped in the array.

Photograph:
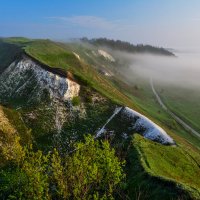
[{"x1": 81, "y1": 37, "x2": 175, "y2": 56}]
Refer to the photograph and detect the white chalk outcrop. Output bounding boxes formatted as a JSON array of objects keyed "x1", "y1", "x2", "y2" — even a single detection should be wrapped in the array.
[
  {"x1": 95, "y1": 106, "x2": 174, "y2": 145},
  {"x1": 73, "y1": 52, "x2": 81, "y2": 61},
  {"x1": 122, "y1": 107, "x2": 175, "y2": 145},
  {"x1": 0, "y1": 58, "x2": 80, "y2": 101},
  {"x1": 98, "y1": 49, "x2": 115, "y2": 62},
  {"x1": 0, "y1": 58, "x2": 81, "y2": 132}
]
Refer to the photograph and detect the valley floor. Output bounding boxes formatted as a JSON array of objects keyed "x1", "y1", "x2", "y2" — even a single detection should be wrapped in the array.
[{"x1": 151, "y1": 79, "x2": 200, "y2": 140}]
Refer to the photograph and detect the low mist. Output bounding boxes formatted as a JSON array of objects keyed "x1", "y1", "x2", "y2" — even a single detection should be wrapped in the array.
[{"x1": 111, "y1": 49, "x2": 200, "y2": 90}]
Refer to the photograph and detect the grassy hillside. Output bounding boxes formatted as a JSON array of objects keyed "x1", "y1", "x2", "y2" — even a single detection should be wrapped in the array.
[
  {"x1": 133, "y1": 134, "x2": 200, "y2": 199},
  {"x1": 0, "y1": 37, "x2": 200, "y2": 199},
  {"x1": 157, "y1": 85, "x2": 200, "y2": 133},
  {"x1": 125, "y1": 81, "x2": 200, "y2": 149},
  {"x1": 24, "y1": 39, "x2": 138, "y2": 108},
  {"x1": 63, "y1": 41, "x2": 200, "y2": 147},
  {"x1": 0, "y1": 106, "x2": 31, "y2": 166},
  {"x1": 24, "y1": 39, "x2": 200, "y2": 196}
]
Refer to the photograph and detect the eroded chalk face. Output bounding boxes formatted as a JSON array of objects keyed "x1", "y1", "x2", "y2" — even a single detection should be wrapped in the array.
[
  {"x1": 95, "y1": 106, "x2": 174, "y2": 145},
  {"x1": 0, "y1": 58, "x2": 80, "y2": 102},
  {"x1": 122, "y1": 107, "x2": 175, "y2": 145},
  {"x1": 0, "y1": 58, "x2": 81, "y2": 132},
  {"x1": 98, "y1": 49, "x2": 115, "y2": 62}
]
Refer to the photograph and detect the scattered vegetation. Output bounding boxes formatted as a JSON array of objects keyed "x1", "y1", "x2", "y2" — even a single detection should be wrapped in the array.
[
  {"x1": 72, "y1": 96, "x2": 81, "y2": 106},
  {"x1": 0, "y1": 135, "x2": 125, "y2": 200},
  {"x1": 0, "y1": 37, "x2": 200, "y2": 200}
]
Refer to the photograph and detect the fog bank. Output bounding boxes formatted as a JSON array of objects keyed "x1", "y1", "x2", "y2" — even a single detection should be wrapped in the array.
[{"x1": 114, "y1": 49, "x2": 200, "y2": 90}]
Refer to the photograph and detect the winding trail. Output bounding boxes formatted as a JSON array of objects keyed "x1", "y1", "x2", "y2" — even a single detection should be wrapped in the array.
[{"x1": 150, "y1": 79, "x2": 200, "y2": 140}]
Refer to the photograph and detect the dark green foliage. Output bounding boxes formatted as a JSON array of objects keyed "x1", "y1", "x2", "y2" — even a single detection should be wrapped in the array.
[
  {"x1": 1, "y1": 146, "x2": 50, "y2": 200},
  {"x1": 19, "y1": 147, "x2": 50, "y2": 200},
  {"x1": 60, "y1": 101, "x2": 115, "y2": 150},
  {"x1": 0, "y1": 41, "x2": 22, "y2": 74},
  {"x1": 85, "y1": 95, "x2": 93, "y2": 103},
  {"x1": 51, "y1": 135, "x2": 125, "y2": 199},
  {"x1": 0, "y1": 135, "x2": 125, "y2": 200},
  {"x1": 81, "y1": 37, "x2": 174, "y2": 56},
  {"x1": 2, "y1": 107, "x2": 32, "y2": 145},
  {"x1": 72, "y1": 96, "x2": 81, "y2": 106}
]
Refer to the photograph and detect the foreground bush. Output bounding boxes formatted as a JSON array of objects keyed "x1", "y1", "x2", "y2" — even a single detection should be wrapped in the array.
[{"x1": 1, "y1": 135, "x2": 125, "y2": 200}]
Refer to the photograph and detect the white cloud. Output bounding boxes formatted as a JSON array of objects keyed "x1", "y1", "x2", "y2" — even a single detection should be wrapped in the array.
[
  {"x1": 48, "y1": 16, "x2": 117, "y2": 30},
  {"x1": 47, "y1": 15, "x2": 135, "y2": 31}
]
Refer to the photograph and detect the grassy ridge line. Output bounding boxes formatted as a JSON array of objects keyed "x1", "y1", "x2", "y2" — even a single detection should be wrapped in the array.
[
  {"x1": 133, "y1": 134, "x2": 200, "y2": 199},
  {"x1": 70, "y1": 40, "x2": 200, "y2": 149},
  {"x1": 66, "y1": 40, "x2": 200, "y2": 149},
  {"x1": 24, "y1": 39, "x2": 139, "y2": 110}
]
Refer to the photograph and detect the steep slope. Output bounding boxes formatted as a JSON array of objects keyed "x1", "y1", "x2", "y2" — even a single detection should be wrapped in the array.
[
  {"x1": 0, "y1": 105, "x2": 31, "y2": 166},
  {"x1": 0, "y1": 52, "x2": 117, "y2": 146},
  {"x1": 0, "y1": 55, "x2": 173, "y2": 145},
  {"x1": 0, "y1": 56, "x2": 82, "y2": 135},
  {"x1": 0, "y1": 37, "x2": 200, "y2": 199}
]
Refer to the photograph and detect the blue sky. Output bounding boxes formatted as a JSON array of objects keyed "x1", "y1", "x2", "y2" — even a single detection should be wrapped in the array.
[{"x1": 1, "y1": 0, "x2": 200, "y2": 48}]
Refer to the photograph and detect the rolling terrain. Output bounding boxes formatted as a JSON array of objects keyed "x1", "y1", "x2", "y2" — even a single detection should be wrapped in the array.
[{"x1": 0, "y1": 37, "x2": 200, "y2": 199}]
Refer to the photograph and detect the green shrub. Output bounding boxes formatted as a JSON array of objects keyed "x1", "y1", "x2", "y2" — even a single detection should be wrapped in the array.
[
  {"x1": 51, "y1": 135, "x2": 125, "y2": 199},
  {"x1": 1, "y1": 135, "x2": 125, "y2": 200},
  {"x1": 72, "y1": 96, "x2": 81, "y2": 106}
]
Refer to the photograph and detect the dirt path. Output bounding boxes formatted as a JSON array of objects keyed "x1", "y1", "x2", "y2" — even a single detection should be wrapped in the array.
[{"x1": 150, "y1": 79, "x2": 200, "y2": 140}]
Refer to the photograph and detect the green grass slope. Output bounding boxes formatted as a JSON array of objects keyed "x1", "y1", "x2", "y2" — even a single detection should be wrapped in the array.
[
  {"x1": 23, "y1": 39, "x2": 200, "y2": 198},
  {"x1": 0, "y1": 37, "x2": 200, "y2": 199},
  {"x1": 0, "y1": 105, "x2": 31, "y2": 166},
  {"x1": 157, "y1": 85, "x2": 200, "y2": 133},
  {"x1": 133, "y1": 134, "x2": 200, "y2": 199},
  {"x1": 24, "y1": 39, "x2": 138, "y2": 108}
]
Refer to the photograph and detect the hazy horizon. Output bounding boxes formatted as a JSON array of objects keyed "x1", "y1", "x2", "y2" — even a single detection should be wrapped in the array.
[
  {"x1": 1, "y1": 0, "x2": 200, "y2": 89},
  {"x1": 1, "y1": 0, "x2": 200, "y2": 49}
]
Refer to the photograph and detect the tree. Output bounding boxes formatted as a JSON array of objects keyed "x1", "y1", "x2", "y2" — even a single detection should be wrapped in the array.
[{"x1": 51, "y1": 135, "x2": 125, "y2": 199}]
